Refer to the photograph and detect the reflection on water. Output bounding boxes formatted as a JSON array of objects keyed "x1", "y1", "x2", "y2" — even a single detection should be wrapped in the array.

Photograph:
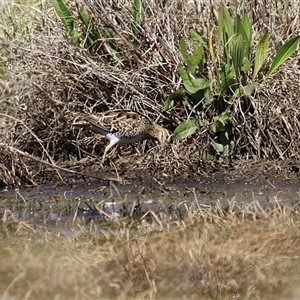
[{"x1": 0, "y1": 178, "x2": 299, "y2": 236}]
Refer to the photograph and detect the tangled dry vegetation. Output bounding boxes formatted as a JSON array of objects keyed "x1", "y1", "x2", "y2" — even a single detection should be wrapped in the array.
[
  {"x1": 1, "y1": 199, "x2": 300, "y2": 299},
  {"x1": 0, "y1": 0, "x2": 300, "y2": 186}
]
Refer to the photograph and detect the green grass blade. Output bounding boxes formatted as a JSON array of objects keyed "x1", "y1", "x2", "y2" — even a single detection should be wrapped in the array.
[
  {"x1": 132, "y1": 0, "x2": 143, "y2": 38},
  {"x1": 266, "y1": 35, "x2": 300, "y2": 78},
  {"x1": 78, "y1": 6, "x2": 101, "y2": 51},
  {"x1": 102, "y1": 27, "x2": 123, "y2": 65},
  {"x1": 52, "y1": 0, "x2": 80, "y2": 45},
  {"x1": 253, "y1": 33, "x2": 269, "y2": 79}
]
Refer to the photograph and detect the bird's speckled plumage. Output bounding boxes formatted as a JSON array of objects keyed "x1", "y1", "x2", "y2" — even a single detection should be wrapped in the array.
[{"x1": 73, "y1": 109, "x2": 170, "y2": 162}]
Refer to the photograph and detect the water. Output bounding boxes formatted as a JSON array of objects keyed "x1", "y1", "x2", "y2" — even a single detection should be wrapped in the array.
[{"x1": 0, "y1": 178, "x2": 299, "y2": 235}]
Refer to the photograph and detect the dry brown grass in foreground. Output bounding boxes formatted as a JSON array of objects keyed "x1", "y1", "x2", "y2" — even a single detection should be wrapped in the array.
[{"x1": 1, "y1": 200, "x2": 300, "y2": 299}]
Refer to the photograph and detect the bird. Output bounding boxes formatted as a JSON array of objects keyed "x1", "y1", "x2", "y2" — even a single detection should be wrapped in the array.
[{"x1": 73, "y1": 109, "x2": 170, "y2": 163}]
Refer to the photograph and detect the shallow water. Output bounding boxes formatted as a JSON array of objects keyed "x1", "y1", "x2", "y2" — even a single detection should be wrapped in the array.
[{"x1": 0, "y1": 178, "x2": 299, "y2": 236}]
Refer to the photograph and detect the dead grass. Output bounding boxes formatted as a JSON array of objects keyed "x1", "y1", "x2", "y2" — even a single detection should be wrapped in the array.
[
  {"x1": 0, "y1": 0, "x2": 299, "y2": 185},
  {"x1": 1, "y1": 200, "x2": 300, "y2": 299}
]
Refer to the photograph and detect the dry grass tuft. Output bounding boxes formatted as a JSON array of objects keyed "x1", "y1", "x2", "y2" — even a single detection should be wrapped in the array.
[{"x1": 1, "y1": 200, "x2": 300, "y2": 299}]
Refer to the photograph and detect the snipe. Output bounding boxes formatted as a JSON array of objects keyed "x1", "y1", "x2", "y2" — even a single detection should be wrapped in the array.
[{"x1": 73, "y1": 109, "x2": 170, "y2": 163}]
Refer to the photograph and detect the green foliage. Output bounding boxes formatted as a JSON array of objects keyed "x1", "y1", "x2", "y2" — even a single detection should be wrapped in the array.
[
  {"x1": 165, "y1": 4, "x2": 299, "y2": 158},
  {"x1": 173, "y1": 119, "x2": 203, "y2": 140},
  {"x1": 78, "y1": 6, "x2": 101, "y2": 51},
  {"x1": 51, "y1": 0, "x2": 147, "y2": 64},
  {"x1": 266, "y1": 36, "x2": 300, "y2": 78},
  {"x1": 52, "y1": 0, "x2": 123, "y2": 64},
  {"x1": 52, "y1": 0, "x2": 80, "y2": 45},
  {"x1": 253, "y1": 33, "x2": 269, "y2": 79},
  {"x1": 131, "y1": 0, "x2": 143, "y2": 43}
]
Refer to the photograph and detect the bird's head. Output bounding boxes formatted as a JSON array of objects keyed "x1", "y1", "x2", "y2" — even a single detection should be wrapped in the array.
[{"x1": 152, "y1": 125, "x2": 172, "y2": 146}]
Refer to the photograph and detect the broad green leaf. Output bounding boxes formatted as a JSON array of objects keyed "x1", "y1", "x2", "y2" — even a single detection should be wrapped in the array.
[
  {"x1": 189, "y1": 28, "x2": 207, "y2": 46},
  {"x1": 241, "y1": 57, "x2": 251, "y2": 73},
  {"x1": 211, "y1": 139, "x2": 225, "y2": 153},
  {"x1": 162, "y1": 91, "x2": 188, "y2": 112},
  {"x1": 232, "y1": 83, "x2": 257, "y2": 98},
  {"x1": 253, "y1": 33, "x2": 269, "y2": 78},
  {"x1": 187, "y1": 43, "x2": 204, "y2": 73},
  {"x1": 191, "y1": 77, "x2": 210, "y2": 90},
  {"x1": 266, "y1": 35, "x2": 300, "y2": 78},
  {"x1": 204, "y1": 88, "x2": 211, "y2": 103},
  {"x1": 174, "y1": 119, "x2": 202, "y2": 140},
  {"x1": 241, "y1": 12, "x2": 251, "y2": 47},
  {"x1": 179, "y1": 65, "x2": 196, "y2": 93},
  {"x1": 231, "y1": 34, "x2": 245, "y2": 79},
  {"x1": 179, "y1": 66, "x2": 208, "y2": 94},
  {"x1": 52, "y1": 0, "x2": 80, "y2": 45}
]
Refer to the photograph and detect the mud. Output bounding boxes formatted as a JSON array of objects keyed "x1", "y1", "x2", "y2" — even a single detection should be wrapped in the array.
[{"x1": 0, "y1": 175, "x2": 298, "y2": 231}]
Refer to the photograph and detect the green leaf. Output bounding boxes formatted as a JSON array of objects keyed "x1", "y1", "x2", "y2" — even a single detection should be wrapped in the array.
[
  {"x1": 132, "y1": 0, "x2": 143, "y2": 38},
  {"x1": 235, "y1": 13, "x2": 252, "y2": 57},
  {"x1": 179, "y1": 66, "x2": 209, "y2": 94},
  {"x1": 187, "y1": 43, "x2": 205, "y2": 73},
  {"x1": 217, "y1": 64, "x2": 236, "y2": 94},
  {"x1": 241, "y1": 12, "x2": 252, "y2": 53},
  {"x1": 191, "y1": 77, "x2": 210, "y2": 90},
  {"x1": 218, "y1": 4, "x2": 234, "y2": 48},
  {"x1": 211, "y1": 139, "x2": 225, "y2": 153},
  {"x1": 266, "y1": 35, "x2": 300, "y2": 78},
  {"x1": 213, "y1": 109, "x2": 231, "y2": 133},
  {"x1": 179, "y1": 66, "x2": 195, "y2": 93},
  {"x1": 241, "y1": 57, "x2": 251, "y2": 73},
  {"x1": 187, "y1": 44, "x2": 204, "y2": 74},
  {"x1": 162, "y1": 91, "x2": 188, "y2": 112},
  {"x1": 232, "y1": 83, "x2": 257, "y2": 98},
  {"x1": 78, "y1": 6, "x2": 101, "y2": 51},
  {"x1": 189, "y1": 28, "x2": 207, "y2": 46},
  {"x1": 174, "y1": 119, "x2": 202, "y2": 140},
  {"x1": 231, "y1": 34, "x2": 245, "y2": 79},
  {"x1": 52, "y1": 0, "x2": 80, "y2": 45},
  {"x1": 178, "y1": 40, "x2": 188, "y2": 63},
  {"x1": 204, "y1": 88, "x2": 211, "y2": 103},
  {"x1": 253, "y1": 33, "x2": 269, "y2": 78}
]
